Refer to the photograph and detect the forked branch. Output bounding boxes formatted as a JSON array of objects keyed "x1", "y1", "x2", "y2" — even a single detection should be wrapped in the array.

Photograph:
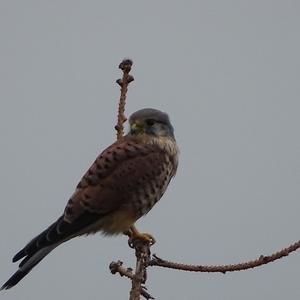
[{"x1": 110, "y1": 259, "x2": 154, "y2": 299}]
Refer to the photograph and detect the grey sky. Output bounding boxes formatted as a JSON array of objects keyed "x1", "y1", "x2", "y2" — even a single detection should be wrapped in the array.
[{"x1": 1, "y1": 1, "x2": 300, "y2": 299}]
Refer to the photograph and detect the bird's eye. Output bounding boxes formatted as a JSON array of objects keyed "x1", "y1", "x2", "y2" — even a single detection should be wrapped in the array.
[{"x1": 145, "y1": 119, "x2": 155, "y2": 126}]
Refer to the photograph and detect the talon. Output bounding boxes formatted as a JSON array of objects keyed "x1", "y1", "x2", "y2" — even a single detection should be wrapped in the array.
[{"x1": 127, "y1": 225, "x2": 156, "y2": 247}]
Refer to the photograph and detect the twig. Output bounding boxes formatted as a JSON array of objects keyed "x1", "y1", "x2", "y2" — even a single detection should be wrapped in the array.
[
  {"x1": 115, "y1": 58, "x2": 134, "y2": 140},
  {"x1": 110, "y1": 260, "x2": 134, "y2": 280},
  {"x1": 148, "y1": 239, "x2": 300, "y2": 273},
  {"x1": 110, "y1": 259, "x2": 154, "y2": 299}
]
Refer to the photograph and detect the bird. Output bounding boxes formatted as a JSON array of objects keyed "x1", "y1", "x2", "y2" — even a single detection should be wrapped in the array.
[{"x1": 1, "y1": 108, "x2": 179, "y2": 290}]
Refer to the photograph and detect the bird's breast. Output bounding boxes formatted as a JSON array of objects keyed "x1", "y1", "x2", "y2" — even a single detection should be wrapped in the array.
[{"x1": 128, "y1": 156, "x2": 175, "y2": 218}]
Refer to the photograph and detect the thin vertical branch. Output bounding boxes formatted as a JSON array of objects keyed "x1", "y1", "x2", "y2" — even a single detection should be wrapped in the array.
[
  {"x1": 129, "y1": 240, "x2": 153, "y2": 300},
  {"x1": 115, "y1": 59, "x2": 134, "y2": 140},
  {"x1": 111, "y1": 59, "x2": 154, "y2": 299}
]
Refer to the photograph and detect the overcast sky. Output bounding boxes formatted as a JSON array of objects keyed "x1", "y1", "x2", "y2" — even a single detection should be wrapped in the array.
[{"x1": 1, "y1": 1, "x2": 300, "y2": 299}]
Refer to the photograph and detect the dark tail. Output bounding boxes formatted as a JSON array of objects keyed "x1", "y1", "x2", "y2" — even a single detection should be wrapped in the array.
[
  {"x1": 0, "y1": 216, "x2": 66, "y2": 290},
  {"x1": 1, "y1": 244, "x2": 57, "y2": 290},
  {"x1": 1, "y1": 211, "x2": 101, "y2": 290}
]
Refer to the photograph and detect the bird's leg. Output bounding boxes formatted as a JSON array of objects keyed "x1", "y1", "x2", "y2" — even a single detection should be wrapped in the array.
[{"x1": 126, "y1": 225, "x2": 156, "y2": 247}]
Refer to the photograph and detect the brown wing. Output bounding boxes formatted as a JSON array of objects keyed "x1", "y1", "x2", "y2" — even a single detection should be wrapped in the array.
[{"x1": 64, "y1": 137, "x2": 170, "y2": 223}]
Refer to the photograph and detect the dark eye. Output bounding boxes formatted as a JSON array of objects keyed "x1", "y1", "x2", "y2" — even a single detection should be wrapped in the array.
[{"x1": 145, "y1": 119, "x2": 155, "y2": 126}]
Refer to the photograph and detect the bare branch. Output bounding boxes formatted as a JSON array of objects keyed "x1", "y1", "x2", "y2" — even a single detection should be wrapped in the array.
[
  {"x1": 129, "y1": 240, "x2": 153, "y2": 300},
  {"x1": 110, "y1": 260, "x2": 134, "y2": 280},
  {"x1": 110, "y1": 257, "x2": 154, "y2": 299},
  {"x1": 115, "y1": 59, "x2": 134, "y2": 141},
  {"x1": 148, "y1": 239, "x2": 300, "y2": 273},
  {"x1": 111, "y1": 59, "x2": 153, "y2": 299}
]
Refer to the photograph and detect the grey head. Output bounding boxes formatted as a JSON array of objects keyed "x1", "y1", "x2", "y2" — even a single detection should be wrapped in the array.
[{"x1": 128, "y1": 108, "x2": 174, "y2": 138}]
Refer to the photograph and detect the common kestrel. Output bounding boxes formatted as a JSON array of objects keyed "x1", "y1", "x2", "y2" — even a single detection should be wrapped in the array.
[{"x1": 1, "y1": 108, "x2": 179, "y2": 290}]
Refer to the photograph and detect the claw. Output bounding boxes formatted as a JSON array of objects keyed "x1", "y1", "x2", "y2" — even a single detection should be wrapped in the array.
[{"x1": 126, "y1": 225, "x2": 156, "y2": 248}]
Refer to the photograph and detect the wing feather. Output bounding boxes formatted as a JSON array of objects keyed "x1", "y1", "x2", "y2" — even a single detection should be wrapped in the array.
[{"x1": 64, "y1": 138, "x2": 168, "y2": 223}]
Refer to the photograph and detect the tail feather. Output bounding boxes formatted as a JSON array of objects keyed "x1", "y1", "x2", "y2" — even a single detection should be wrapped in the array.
[
  {"x1": 2, "y1": 211, "x2": 102, "y2": 290},
  {"x1": 12, "y1": 249, "x2": 26, "y2": 263},
  {"x1": 1, "y1": 270, "x2": 29, "y2": 290},
  {"x1": 1, "y1": 245, "x2": 56, "y2": 290},
  {"x1": 2, "y1": 217, "x2": 65, "y2": 290}
]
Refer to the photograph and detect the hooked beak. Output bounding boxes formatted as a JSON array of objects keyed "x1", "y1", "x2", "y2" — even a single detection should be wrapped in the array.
[{"x1": 130, "y1": 122, "x2": 144, "y2": 134}]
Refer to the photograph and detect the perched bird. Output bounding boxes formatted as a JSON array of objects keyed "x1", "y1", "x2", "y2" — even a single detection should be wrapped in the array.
[{"x1": 1, "y1": 108, "x2": 179, "y2": 290}]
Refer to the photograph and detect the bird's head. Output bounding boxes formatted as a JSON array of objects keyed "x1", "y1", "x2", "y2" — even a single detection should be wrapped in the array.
[{"x1": 128, "y1": 108, "x2": 174, "y2": 138}]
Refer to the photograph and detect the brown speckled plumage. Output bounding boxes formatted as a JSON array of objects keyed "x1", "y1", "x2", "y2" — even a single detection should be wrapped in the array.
[
  {"x1": 65, "y1": 135, "x2": 178, "y2": 232},
  {"x1": 1, "y1": 108, "x2": 178, "y2": 290}
]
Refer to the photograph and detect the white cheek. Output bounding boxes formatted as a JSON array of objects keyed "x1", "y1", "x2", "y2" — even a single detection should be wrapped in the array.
[{"x1": 158, "y1": 124, "x2": 168, "y2": 136}]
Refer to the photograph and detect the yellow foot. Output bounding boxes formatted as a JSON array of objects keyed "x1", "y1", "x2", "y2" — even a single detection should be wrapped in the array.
[{"x1": 126, "y1": 225, "x2": 156, "y2": 247}]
